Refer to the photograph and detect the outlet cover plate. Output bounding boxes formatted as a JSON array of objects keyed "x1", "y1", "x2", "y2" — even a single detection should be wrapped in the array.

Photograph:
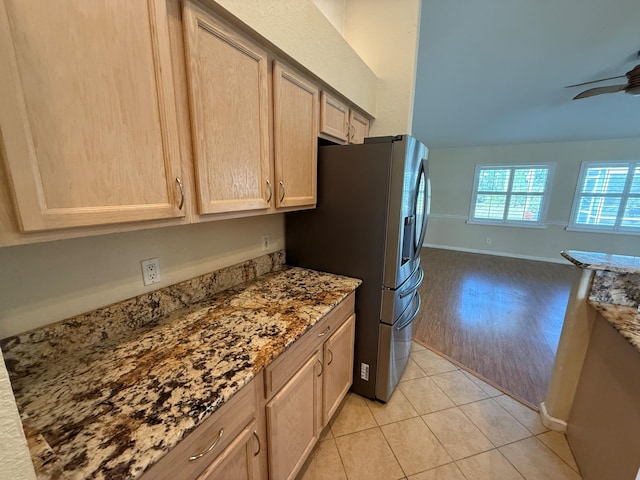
[
  {"x1": 261, "y1": 234, "x2": 270, "y2": 250},
  {"x1": 141, "y1": 258, "x2": 161, "y2": 286}
]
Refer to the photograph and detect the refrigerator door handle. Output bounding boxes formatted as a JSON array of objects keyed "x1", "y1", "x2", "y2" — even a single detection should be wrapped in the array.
[
  {"x1": 415, "y1": 161, "x2": 431, "y2": 251},
  {"x1": 399, "y1": 265, "x2": 424, "y2": 298},
  {"x1": 395, "y1": 292, "x2": 421, "y2": 331}
]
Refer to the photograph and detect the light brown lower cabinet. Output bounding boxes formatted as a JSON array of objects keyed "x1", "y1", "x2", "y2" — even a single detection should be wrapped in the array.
[
  {"x1": 322, "y1": 314, "x2": 356, "y2": 424},
  {"x1": 196, "y1": 419, "x2": 261, "y2": 480},
  {"x1": 141, "y1": 379, "x2": 263, "y2": 480},
  {"x1": 264, "y1": 307, "x2": 356, "y2": 480},
  {"x1": 141, "y1": 293, "x2": 356, "y2": 480},
  {"x1": 266, "y1": 351, "x2": 322, "y2": 480}
]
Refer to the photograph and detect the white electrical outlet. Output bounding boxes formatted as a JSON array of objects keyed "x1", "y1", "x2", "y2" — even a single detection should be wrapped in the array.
[
  {"x1": 360, "y1": 363, "x2": 370, "y2": 381},
  {"x1": 261, "y1": 234, "x2": 270, "y2": 250},
  {"x1": 141, "y1": 258, "x2": 161, "y2": 286}
]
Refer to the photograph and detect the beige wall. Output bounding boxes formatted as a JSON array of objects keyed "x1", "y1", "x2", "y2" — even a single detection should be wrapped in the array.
[
  {"x1": 242, "y1": 0, "x2": 423, "y2": 136},
  {"x1": 344, "y1": 0, "x2": 421, "y2": 136},
  {"x1": 425, "y1": 138, "x2": 640, "y2": 262},
  {"x1": 214, "y1": 0, "x2": 377, "y2": 116},
  {"x1": 0, "y1": 215, "x2": 284, "y2": 339},
  {"x1": 312, "y1": 0, "x2": 345, "y2": 35}
]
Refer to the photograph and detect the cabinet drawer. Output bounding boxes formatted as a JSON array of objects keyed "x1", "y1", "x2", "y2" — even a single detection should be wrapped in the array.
[
  {"x1": 264, "y1": 292, "x2": 355, "y2": 399},
  {"x1": 141, "y1": 379, "x2": 256, "y2": 480}
]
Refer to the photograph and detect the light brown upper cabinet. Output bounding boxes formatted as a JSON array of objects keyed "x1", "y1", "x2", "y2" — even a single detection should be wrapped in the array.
[
  {"x1": 349, "y1": 110, "x2": 371, "y2": 144},
  {"x1": 320, "y1": 92, "x2": 370, "y2": 144},
  {"x1": 0, "y1": 0, "x2": 185, "y2": 232},
  {"x1": 182, "y1": 1, "x2": 272, "y2": 215},
  {"x1": 319, "y1": 92, "x2": 349, "y2": 142},
  {"x1": 273, "y1": 62, "x2": 319, "y2": 209}
]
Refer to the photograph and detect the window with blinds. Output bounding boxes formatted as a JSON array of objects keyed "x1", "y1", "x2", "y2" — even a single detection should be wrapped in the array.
[
  {"x1": 469, "y1": 165, "x2": 553, "y2": 226},
  {"x1": 570, "y1": 162, "x2": 640, "y2": 233}
]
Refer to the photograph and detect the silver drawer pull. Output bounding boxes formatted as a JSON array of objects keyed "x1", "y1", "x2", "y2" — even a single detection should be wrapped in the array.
[
  {"x1": 189, "y1": 428, "x2": 224, "y2": 461},
  {"x1": 266, "y1": 180, "x2": 273, "y2": 204},
  {"x1": 253, "y1": 430, "x2": 261, "y2": 456},
  {"x1": 176, "y1": 177, "x2": 185, "y2": 210},
  {"x1": 318, "y1": 326, "x2": 330, "y2": 338}
]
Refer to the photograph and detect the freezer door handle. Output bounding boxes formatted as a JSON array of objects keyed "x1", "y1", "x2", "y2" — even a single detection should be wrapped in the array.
[
  {"x1": 399, "y1": 265, "x2": 424, "y2": 299},
  {"x1": 394, "y1": 292, "x2": 421, "y2": 331}
]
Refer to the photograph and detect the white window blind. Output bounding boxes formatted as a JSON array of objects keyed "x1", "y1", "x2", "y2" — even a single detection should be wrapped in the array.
[
  {"x1": 570, "y1": 162, "x2": 640, "y2": 233},
  {"x1": 469, "y1": 165, "x2": 553, "y2": 226}
]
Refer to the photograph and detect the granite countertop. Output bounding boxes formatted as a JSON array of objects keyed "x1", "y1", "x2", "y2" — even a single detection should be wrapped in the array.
[
  {"x1": 561, "y1": 250, "x2": 640, "y2": 274},
  {"x1": 560, "y1": 249, "x2": 640, "y2": 353},
  {"x1": 1, "y1": 266, "x2": 361, "y2": 480}
]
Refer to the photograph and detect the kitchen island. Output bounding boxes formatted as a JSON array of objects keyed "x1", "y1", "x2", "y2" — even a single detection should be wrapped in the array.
[
  {"x1": 542, "y1": 250, "x2": 640, "y2": 480},
  {"x1": 0, "y1": 251, "x2": 361, "y2": 479}
]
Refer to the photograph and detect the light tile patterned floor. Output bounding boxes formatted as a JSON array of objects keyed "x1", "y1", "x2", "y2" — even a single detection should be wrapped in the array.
[{"x1": 298, "y1": 341, "x2": 581, "y2": 480}]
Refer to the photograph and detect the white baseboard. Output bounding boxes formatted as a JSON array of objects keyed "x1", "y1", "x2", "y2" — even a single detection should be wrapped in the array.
[
  {"x1": 539, "y1": 402, "x2": 568, "y2": 432},
  {"x1": 422, "y1": 243, "x2": 570, "y2": 265}
]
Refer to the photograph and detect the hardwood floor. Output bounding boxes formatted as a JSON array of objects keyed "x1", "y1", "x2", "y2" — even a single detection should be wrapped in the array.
[{"x1": 414, "y1": 248, "x2": 579, "y2": 409}]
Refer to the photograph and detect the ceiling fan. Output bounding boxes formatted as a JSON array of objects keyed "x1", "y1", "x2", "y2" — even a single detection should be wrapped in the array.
[{"x1": 566, "y1": 63, "x2": 640, "y2": 100}]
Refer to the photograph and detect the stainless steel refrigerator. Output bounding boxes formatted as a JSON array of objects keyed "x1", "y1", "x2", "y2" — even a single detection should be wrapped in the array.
[{"x1": 286, "y1": 135, "x2": 430, "y2": 401}]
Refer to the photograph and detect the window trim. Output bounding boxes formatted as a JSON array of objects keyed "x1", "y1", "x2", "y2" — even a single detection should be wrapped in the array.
[
  {"x1": 468, "y1": 163, "x2": 555, "y2": 227},
  {"x1": 568, "y1": 161, "x2": 640, "y2": 235}
]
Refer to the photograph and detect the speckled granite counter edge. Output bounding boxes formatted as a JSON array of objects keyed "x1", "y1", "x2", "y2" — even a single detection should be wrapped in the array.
[
  {"x1": 561, "y1": 250, "x2": 640, "y2": 274},
  {"x1": 561, "y1": 250, "x2": 640, "y2": 354}
]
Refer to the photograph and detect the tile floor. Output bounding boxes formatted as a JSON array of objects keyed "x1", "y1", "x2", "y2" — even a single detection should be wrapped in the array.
[{"x1": 298, "y1": 341, "x2": 581, "y2": 480}]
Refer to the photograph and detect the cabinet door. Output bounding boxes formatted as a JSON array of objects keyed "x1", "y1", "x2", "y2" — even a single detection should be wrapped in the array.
[
  {"x1": 183, "y1": 2, "x2": 271, "y2": 215},
  {"x1": 349, "y1": 110, "x2": 370, "y2": 144},
  {"x1": 0, "y1": 0, "x2": 184, "y2": 231},
  {"x1": 320, "y1": 92, "x2": 349, "y2": 142},
  {"x1": 197, "y1": 420, "x2": 262, "y2": 480},
  {"x1": 273, "y1": 62, "x2": 318, "y2": 209},
  {"x1": 266, "y1": 351, "x2": 321, "y2": 480},
  {"x1": 323, "y1": 314, "x2": 356, "y2": 425}
]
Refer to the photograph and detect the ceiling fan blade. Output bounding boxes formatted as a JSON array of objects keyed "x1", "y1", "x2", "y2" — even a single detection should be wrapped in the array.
[
  {"x1": 573, "y1": 84, "x2": 627, "y2": 99},
  {"x1": 565, "y1": 74, "x2": 626, "y2": 88}
]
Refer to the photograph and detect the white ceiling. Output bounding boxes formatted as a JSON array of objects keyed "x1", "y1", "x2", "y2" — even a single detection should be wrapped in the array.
[{"x1": 411, "y1": 0, "x2": 640, "y2": 148}]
